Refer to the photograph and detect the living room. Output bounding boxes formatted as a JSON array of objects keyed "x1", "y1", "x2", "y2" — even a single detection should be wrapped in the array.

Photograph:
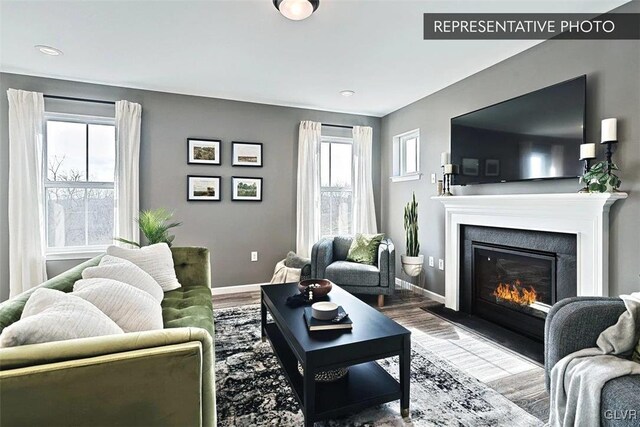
[{"x1": 1, "y1": 0, "x2": 639, "y2": 426}]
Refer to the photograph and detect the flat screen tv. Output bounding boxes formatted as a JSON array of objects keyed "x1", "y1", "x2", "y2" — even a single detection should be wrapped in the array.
[{"x1": 451, "y1": 75, "x2": 586, "y2": 185}]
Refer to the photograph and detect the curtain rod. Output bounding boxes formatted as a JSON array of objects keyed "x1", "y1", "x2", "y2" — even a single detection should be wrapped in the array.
[
  {"x1": 44, "y1": 94, "x2": 116, "y2": 106},
  {"x1": 322, "y1": 123, "x2": 354, "y2": 129}
]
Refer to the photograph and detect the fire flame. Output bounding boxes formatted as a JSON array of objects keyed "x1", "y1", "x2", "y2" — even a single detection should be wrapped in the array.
[{"x1": 493, "y1": 280, "x2": 538, "y2": 306}]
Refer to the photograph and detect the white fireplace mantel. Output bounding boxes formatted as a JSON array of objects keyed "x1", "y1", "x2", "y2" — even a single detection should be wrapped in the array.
[{"x1": 433, "y1": 192, "x2": 627, "y2": 311}]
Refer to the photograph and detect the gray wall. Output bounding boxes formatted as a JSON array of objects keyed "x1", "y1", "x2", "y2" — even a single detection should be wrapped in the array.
[
  {"x1": 381, "y1": 3, "x2": 640, "y2": 297},
  {"x1": 0, "y1": 73, "x2": 381, "y2": 300}
]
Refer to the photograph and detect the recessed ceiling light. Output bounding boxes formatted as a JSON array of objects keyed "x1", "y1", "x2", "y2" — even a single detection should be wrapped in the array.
[
  {"x1": 273, "y1": 0, "x2": 319, "y2": 21},
  {"x1": 35, "y1": 45, "x2": 63, "y2": 56},
  {"x1": 340, "y1": 90, "x2": 355, "y2": 97}
]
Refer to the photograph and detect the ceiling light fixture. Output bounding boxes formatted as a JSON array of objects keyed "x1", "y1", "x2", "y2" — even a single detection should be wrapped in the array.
[
  {"x1": 273, "y1": 0, "x2": 319, "y2": 21},
  {"x1": 35, "y1": 45, "x2": 63, "y2": 56},
  {"x1": 340, "y1": 90, "x2": 355, "y2": 97}
]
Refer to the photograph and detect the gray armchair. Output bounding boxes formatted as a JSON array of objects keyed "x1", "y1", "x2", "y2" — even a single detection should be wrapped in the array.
[
  {"x1": 310, "y1": 236, "x2": 395, "y2": 307},
  {"x1": 545, "y1": 297, "x2": 640, "y2": 427}
]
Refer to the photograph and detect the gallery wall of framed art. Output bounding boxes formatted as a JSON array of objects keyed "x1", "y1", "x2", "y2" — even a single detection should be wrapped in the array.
[{"x1": 186, "y1": 138, "x2": 264, "y2": 202}]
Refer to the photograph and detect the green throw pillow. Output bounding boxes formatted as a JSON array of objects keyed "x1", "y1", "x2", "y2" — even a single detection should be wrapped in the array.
[
  {"x1": 633, "y1": 338, "x2": 640, "y2": 363},
  {"x1": 346, "y1": 233, "x2": 385, "y2": 265}
]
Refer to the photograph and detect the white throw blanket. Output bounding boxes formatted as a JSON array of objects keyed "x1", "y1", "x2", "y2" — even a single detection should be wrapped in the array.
[
  {"x1": 549, "y1": 292, "x2": 640, "y2": 427},
  {"x1": 270, "y1": 259, "x2": 301, "y2": 284}
]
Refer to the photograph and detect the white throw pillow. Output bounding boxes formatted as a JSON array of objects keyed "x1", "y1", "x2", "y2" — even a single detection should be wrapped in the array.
[
  {"x1": 81, "y1": 255, "x2": 164, "y2": 302},
  {"x1": 73, "y1": 279, "x2": 164, "y2": 333},
  {"x1": 106, "y1": 243, "x2": 181, "y2": 292},
  {"x1": 0, "y1": 289, "x2": 123, "y2": 347}
]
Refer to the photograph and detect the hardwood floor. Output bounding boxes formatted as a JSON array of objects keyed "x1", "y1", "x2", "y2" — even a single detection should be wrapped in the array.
[{"x1": 212, "y1": 286, "x2": 549, "y2": 422}]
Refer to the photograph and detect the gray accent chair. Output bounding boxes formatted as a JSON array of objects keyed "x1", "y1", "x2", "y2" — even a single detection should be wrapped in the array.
[
  {"x1": 545, "y1": 297, "x2": 640, "y2": 427},
  {"x1": 310, "y1": 236, "x2": 395, "y2": 307}
]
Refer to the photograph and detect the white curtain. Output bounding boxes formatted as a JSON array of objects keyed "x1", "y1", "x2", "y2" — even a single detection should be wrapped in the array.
[
  {"x1": 296, "y1": 121, "x2": 322, "y2": 257},
  {"x1": 7, "y1": 89, "x2": 47, "y2": 296},
  {"x1": 114, "y1": 100, "x2": 142, "y2": 244},
  {"x1": 352, "y1": 126, "x2": 378, "y2": 234}
]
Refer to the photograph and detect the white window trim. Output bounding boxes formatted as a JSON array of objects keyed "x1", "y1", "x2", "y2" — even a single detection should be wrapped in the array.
[
  {"x1": 43, "y1": 112, "x2": 116, "y2": 259},
  {"x1": 391, "y1": 128, "x2": 422, "y2": 182}
]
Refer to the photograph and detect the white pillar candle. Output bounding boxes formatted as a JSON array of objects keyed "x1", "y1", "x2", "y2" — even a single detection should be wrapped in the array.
[
  {"x1": 441, "y1": 152, "x2": 450, "y2": 166},
  {"x1": 444, "y1": 164, "x2": 454, "y2": 174},
  {"x1": 601, "y1": 118, "x2": 617, "y2": 142},
  {"x1": 579, "y1": 143, "x2": 596, "y2": 160}
]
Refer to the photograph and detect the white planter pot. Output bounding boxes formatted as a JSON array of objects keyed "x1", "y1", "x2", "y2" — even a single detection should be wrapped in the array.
[{"x1": 401, "y1": 255, "x2": 424, "y2": 277}]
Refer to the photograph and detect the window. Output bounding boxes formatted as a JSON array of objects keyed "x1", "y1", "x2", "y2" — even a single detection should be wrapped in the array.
[
  {"x1": 44, "y1": 113, "x2": 116, "y2": 257},
  {"x1": 320, "y1": 135, "x2": 353, "y2": 236},
  {"x1": 391, "y1": 129, "x2": 421, "y2": 182}
]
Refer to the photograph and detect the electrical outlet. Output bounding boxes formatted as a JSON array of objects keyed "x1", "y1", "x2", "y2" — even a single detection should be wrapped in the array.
[
  {"x1": 438, "y1": 259, "x2": 445, "y2": 270},
  {"x1": 428, "y1": 256, "x2": 435, "y2": 267},
  {"x1": 430, "y1": 173, "x2": 436, "y2": 184},
  {"x1": 251, "y1": 251, "x2": 258, "y2": 262}
]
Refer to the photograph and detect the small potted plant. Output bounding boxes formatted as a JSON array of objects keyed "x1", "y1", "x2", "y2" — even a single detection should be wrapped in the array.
[
  {"x1": 116, "y1": 208, "x2": 182, "y2": 247},
  {"x1": 401, "y1": 193, "x2": 424, "y2": 277},
  {"x1": 581, "y1": 161, "x2": 622, "y2": 193}
]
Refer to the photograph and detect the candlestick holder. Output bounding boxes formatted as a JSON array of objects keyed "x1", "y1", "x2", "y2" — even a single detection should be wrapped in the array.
[
  {"x1": 603, "y1": 140, "x2": 618, "y2": 174},
  {"x1": 442, "y1": 164, "x2": 457, "y2": 196}
]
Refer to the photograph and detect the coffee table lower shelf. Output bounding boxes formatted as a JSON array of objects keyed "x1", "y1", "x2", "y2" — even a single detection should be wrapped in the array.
[{"x1": 263, "y1": 322, "x2": 402, "y2": 422}]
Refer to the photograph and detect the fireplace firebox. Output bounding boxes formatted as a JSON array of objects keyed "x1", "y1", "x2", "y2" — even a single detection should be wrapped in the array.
[{"x1": 472, "y1": 243, "x2": 555, "y2": 340}]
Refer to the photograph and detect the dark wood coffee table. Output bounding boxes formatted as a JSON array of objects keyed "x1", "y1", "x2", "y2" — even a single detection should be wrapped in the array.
[{"x1": 260, "y1": 283, "x2": 411, "y2": 427}]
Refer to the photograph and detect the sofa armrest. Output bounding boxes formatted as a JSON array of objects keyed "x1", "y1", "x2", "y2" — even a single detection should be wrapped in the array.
[
  {"x1": 0, "y1": 327, "x2": 215, "y2": 427},
  {"x1": 1, "y1": 342, "x2": 203, "y2": 427},
  {"x1": 377, "y1": 238, "x2": 395, "y2": 289},
  {"x1": 544, "y1": 296, "x2": 626, "y2": 390},
  {"x1": 171, "y1": 247, "x2": 211, "y2": 288},
  {"x1": 311, "y1": 237, "x2": 334, "y2": 278}
]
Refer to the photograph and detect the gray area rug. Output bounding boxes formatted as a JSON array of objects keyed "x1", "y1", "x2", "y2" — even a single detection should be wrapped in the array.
[{"x1": 215, "y1": 305, "x2": 543, "y2": 427}]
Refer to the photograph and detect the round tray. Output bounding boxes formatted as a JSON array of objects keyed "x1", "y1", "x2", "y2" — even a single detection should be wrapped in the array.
[{"x1": 298, "y1": 279, "x2": 333, "y2": 298}]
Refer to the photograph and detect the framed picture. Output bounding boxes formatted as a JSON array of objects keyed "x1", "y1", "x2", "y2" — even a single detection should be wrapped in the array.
[
  {"x1": 232, "y1": 142, "x2": 263, "y2": 167},
  {"x1": 231, "y1": 176, "x2": 262, "y2": 201},
  {"x1": 485, "y1": 159, "x2": 500, "y2": 176},
  {"x1": 188, "y1": 138, "x2": 221, "y2": 165},
  {"x1": 187, "y1": 175, "x2": 221, "y2": 201},
  {"x1": 462, "y1": 158, "x2": 480, "y2": 176}
]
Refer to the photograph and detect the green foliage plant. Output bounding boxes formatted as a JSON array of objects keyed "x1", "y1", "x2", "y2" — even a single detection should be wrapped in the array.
[
  {"x1": 115, "y1": 208, "x2": 182, "y2": 247},
  {"x1": 581, "y1": 161, "x2": 621, "y2": 193}
]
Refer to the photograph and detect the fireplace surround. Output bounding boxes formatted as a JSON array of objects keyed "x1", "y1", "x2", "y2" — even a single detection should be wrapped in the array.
[
  {"x1": 435, "y1": 193, "x2": 627, "y2": 311},
  {"x1": 461, "y1": 226, "x2": 577, "y2": 340}
]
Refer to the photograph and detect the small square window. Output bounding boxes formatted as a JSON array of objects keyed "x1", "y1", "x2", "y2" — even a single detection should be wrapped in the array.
[{"x1": 391, "y1": 129, "x2": 421, "y2": 182}]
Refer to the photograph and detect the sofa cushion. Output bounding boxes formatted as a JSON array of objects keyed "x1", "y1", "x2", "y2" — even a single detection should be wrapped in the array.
[
  {"x1": 325, "y1": 261, "x2": 380, "y2": 288},
  {"x1": 332, "y1": 236, "x2": 353, "y2": 261},
  {"x1": 162, "y1": 286, "x2": 214, "y2": 337},
  {"x1": 346, "y1": 233, "x2": 384, "y2": 265},
  {"x1": 107, "y1": 243, "x2": 181, "y2": 292},
  {"x1": 82, "y1": 255, "x2": 164, "y2": 302},
  {"x1": 0, "y1": 257, "x2": 102, "y2": 335},
  {"x1": 73, "y1": 279, "x2": 164, "y2": 333},
  {"x1": 601, "y1": 374, "x2": 640, "y2": 426},
  {"x1": 285, "y1": 251, "x2": 310, "y2": 269},
  {"x1": 0, "y1": 289, "x2": 123, "y2": 347},
  {"x1": 633, "y1": 337, "x2": 640, "y2": 363}
]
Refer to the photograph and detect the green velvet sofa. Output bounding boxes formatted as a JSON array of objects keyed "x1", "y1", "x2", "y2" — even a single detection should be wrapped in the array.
[{"x1": 0, "y1": 247, "x2": 216, "y2": 427}]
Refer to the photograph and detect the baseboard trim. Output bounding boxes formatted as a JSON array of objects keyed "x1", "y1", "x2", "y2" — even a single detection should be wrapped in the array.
[
  {"x1": 211, "y1": 283, "x2": 265, "y2": 296},
  {"x1": 395, "y1": 278, "x2": 445, "y2": 304}
]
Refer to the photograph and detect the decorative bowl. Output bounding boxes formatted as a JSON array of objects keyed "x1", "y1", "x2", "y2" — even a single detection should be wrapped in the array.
[
  {"x1": 298, "y1": 279, "x2": 333, "y2": 298},
  {"x1": 298, "y1": 362, "x2": 349, "y2": 382},
  {"x1": 311, "y1": 301, "x2": 339, "y2": 320}
]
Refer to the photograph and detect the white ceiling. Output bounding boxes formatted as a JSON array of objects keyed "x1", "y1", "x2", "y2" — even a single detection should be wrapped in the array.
[{"x1": 0, "y1": 0, "x2": 630, "y2": 117}]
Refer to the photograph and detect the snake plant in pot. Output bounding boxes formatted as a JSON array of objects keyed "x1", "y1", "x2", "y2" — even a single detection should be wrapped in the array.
[{"x1": 401, "y1": 192, "x2": 423, "y2": 277}]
